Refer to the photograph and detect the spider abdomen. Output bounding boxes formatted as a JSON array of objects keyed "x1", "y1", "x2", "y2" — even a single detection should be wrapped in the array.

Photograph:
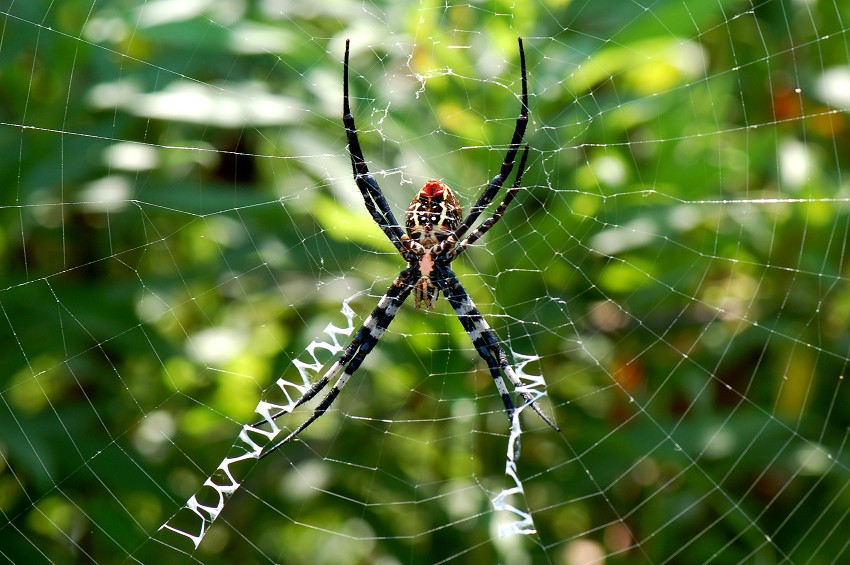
[{"x1": 405, "y1": 179, "x2": 462, "y2": 245}]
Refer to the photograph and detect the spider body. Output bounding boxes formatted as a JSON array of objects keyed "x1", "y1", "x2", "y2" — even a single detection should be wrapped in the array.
[
  {"x1": 404, "y1": 179, "x2": 462, "y2": 309},
  {"x1": 260, "y1": 38, "x2": 558, "y2": 457}
]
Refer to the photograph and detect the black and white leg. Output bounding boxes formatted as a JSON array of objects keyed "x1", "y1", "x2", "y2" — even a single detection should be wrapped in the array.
[
  {"x1": 260, "y1": 269, "x2": 417, "y2": 458},
  {"x1": 448, "y1": 145, "x2": 530, "y2": 260},
  {"x1": 452, "y1": 37, "x2": 529, "y2": 242},
  {"x1": 434, "y1": 266, "x2": 559, "y2": 431},
  {"x1": 343, "y1": 39, "x2": 410, "y2": 258}
]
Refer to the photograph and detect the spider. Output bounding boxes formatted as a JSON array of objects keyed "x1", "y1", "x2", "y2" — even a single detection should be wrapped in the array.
[{"x1": 261, "y1": 38, "x2": 558, "y2": 458}]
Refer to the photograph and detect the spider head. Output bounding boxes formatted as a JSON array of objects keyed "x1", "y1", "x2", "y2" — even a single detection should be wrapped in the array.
[{"x1": 405, "y1": 180, "x2": 462, "y2": 246}]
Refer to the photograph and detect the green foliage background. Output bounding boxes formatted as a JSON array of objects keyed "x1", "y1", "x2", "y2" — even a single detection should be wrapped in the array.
[{"x1": 2, "y1": 0, "x2": 850, "y2": 563}]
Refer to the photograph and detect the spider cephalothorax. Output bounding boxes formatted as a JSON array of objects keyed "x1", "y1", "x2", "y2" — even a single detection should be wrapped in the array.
[{"x1": 259, "y1": 38, "x2": 558, "y2": 458}]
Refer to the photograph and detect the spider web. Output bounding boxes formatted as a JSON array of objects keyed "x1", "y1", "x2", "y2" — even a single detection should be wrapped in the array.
[{"x1": 2, "y1": 0, "x2": 850, "y2": 563}]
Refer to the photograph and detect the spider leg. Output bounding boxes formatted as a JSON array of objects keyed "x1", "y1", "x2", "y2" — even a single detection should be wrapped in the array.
[
  {"x1": 452, "y1": 37, "x2": 529, "y2": 243},
  {"x1": 343, "y1": 39, "x2": 410, "y2": 258},
  {"x1": 449, "y1": 145, "x2": 529, "y2": 260},
  {"x1": 434, "y1": 266, "x2": 559, "y2": 431},
  {"x1": 260, "y1": 269, "x2": 416, "y2": 458}
]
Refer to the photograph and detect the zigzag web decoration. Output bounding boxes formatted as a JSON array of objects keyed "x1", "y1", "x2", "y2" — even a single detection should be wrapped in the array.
[
  {"x1": 156, "y1": 298, "x2": 358, "y2": 550},
  {"x1": 154, "y1": 294, "x2": 552, "y2": 551}
]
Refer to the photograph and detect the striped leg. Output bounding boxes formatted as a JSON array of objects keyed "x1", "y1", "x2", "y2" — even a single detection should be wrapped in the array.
[
  {"x1": 260, "y1": 269, "x2": 416, "y2": 458},
  {"x1": 445, "y1": 145, "x2": 530, "y2": 260},
  {"x1": 343, "y1": 39, "x2": 409, "y2": 258},
  {"x1": 452, "y1": 37, "x2": 529, "y2": 242},
  {"x1": 435, "y1": 267, "x2": 559, "y2": 431}
]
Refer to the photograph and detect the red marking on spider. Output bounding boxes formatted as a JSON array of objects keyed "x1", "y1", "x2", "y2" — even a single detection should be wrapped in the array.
[{"x1": 420, "y1": 180, "x2": 445, "y2": 198}]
